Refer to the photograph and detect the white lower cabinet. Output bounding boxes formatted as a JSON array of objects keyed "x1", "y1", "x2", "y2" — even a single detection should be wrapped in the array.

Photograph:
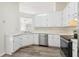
[
  {"x1": 9, "y1": 33, "x2": 61, "y2": 55},
  {"x1": 13, "y1": 34, "x2": 60, "y2": 53},
  {"x1": 33, "y1": 33, "x2": 39, "y2": 45},
  {"x1": 21, "y1": 33, "x2": 33, "y2": 46},
  {"x1": 21, "y1": 35, "x2": 29, "y2": 47},
  {"x1": 48, "y1": 35, "x2": 60, "y2": 47},
  {"x1": 13, "y1": 36, "x2": 22, "y2": 52},
  {"x1": 13, "y1": 33, "x2": 33, "y2": 53}
]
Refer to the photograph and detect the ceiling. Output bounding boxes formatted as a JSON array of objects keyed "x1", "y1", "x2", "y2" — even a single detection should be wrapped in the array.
[{"x1": 19, "y1": 2, "x2": 68, "y2": 15}]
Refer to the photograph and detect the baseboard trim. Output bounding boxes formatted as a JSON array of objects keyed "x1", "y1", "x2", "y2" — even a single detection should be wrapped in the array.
[{"x1": 0, "y1": 52, "x2": 5, "y2": 57}]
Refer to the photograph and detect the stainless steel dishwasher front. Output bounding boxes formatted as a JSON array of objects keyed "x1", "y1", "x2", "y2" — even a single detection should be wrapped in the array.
[{"x1": 39, "y1": 34, "x2": 48, "y2": 46}]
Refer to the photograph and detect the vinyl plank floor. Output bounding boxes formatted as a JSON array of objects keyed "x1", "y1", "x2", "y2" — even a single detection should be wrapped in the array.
[{"x1": 3, "y1": 45, "x2": 65, "y2": 57}]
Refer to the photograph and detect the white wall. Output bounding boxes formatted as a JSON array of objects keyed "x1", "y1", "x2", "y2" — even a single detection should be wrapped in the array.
[
  {"x1": 2, "y1": 3, "x2": 20, "y2": 35},
  {"x1": 0, "y1": 2, "x2": 20, "y2": 56},
  {"x1": 0, "y1": 3, "x2": 5, "y2": 56},
  {"x1": 0, "y1": 20, "x2": 5, "y2": 56}
]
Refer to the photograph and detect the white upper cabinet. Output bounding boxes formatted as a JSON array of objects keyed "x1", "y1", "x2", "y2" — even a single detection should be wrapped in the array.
[
  {"x1": 48, "y1": 12, "x2": 62, "y2": 27},
  {"x1": 68, "y1": 3, "x2": 78, "y2": 20},
  {"x1": 33, "y1": 12, "x2": 62, "y2": 27},
  {"x1": 33, "y1": 14, "x2": 48, "y2": 27},
  {"x1": 62, "y1": 2, "x2": 78, "y2": 27},
  {"x1": 55, "y1": 12, "x2": 62, "y2": 27},
  {"x1": 48, "y1": 13, "x2": 55, "y2": 27},
  {"x1": 33, "y1": 2, "x2": 78, "y2": 27},
  {"x1": 62, "y1": 5, "x2": 70, "y2": 26}
]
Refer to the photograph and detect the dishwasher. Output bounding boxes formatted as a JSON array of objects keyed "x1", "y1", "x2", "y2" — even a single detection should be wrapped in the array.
[{"x1": 39, "y1": 34, "x2": 48, "y2": 47}]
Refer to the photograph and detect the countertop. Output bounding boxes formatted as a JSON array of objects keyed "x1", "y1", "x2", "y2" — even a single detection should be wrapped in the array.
[
  {"x1": 12, "y1": 31, "x2": 60, "y2": 37},
  {"x1": 12, "y1": 32, "x2": 76, "y2": 41}
]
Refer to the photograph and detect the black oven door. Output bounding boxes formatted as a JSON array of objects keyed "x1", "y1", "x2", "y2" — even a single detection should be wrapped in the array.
[{"x1": 60, "y1": 37, "x2": 72, "y2": 57}]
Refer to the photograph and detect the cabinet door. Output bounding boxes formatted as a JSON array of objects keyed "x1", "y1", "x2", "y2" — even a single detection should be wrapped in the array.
[
  {"x1": 62, "y1": 9, "x2": 68, "y2": 27},
  {"x1": 53, "y1": 35, "x2": 60, "y2": 47},
  {"x1": 73, "y1": 3, "x2": 78, "y2": 18},
  {"x1": 21, "y1": 33, "x2": 33, "y2": 46},
  {"x1": 41, "y1": 15, "x2": 48, "y2": 27},
  {"x1": 48, "y1": 13, "x2": 55, "y2": 27},
  {"x1": 13, "y1": 36, "x2": 22, "y2": 52},
  {"x1": 63, "y1": 3, "x2": 72, "y2": 26},
  {"x1": 33, "y1": 16, "x2": 42, "y2": 27},
  {"x1": 48, "y1": 12, "x2": 62, "y2": 27},
  {"x1": 48, "y1": 35, "x2": 60, "y2": 47},
  {"x1": 28, "y1": 33, "x2": 33, "y2": 45},
  {"x1": 33, "y1": 15, "x2": 48, "y2": 27},
  {"x1": 21, "y1": 35, "x2": 29, "y2": 46},
  {"x1": 56, "y1": 12, "x2": 62, "y2": 27},
  {"x1": 68, "y1": 3, "x2": 76, "y2": 20},
  {"x1": 48, "y1": 35, "x2": 54, "y2": 47},
  {"x1": 33, "y1": 34, "x2": 39, "y2": 45}
]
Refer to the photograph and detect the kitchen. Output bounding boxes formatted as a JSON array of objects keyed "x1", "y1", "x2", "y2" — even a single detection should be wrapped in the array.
[{"x1": 0, "y1": 2, "x2": 78, "y2": 57}]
